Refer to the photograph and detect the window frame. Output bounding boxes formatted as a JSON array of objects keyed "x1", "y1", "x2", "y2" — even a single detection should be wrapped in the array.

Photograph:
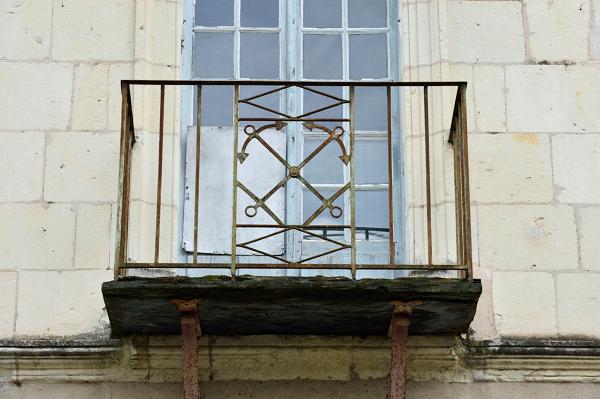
[{"x1": 179, "y1": 0, "x2": 404, "y2": 273}]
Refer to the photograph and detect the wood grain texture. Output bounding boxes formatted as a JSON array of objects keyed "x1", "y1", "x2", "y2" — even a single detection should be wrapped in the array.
[{"x1": 102, "y1": 276, "x2": 481, "y2": 337}]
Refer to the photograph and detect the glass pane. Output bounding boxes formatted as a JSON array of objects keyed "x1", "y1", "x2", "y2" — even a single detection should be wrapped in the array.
[
  {"x1": 195, "y1": 0, "x2": 234, "y2": 26},
  {"x1": 303, "y1": 34, "x2": 342, "y2": 79},
  {"x1": 355, "y1": 87, "x2": 387, "y2": 131},
  {"x1": 303, "y1": 0, "x2": 342, "y2": 28},
  {"x1": 240, "y1": 33, "x2": 279, "y2": 79},
  {"x1": 199, "y1": 86, "x2": 233, "y2": 126},
  {"x1": 356, "y1": 191, "x2": 389, "y2": 240},
  {"x1": 303, "y1": 188, "x2": 345, "y2": 226},
  {"x1": 348, "y1": 0, "x2": 387, "y2": 28},
  {"x1": 302, "y1": 86, "x2": 343, "y2": 119},
  {"x1": 193, "y1": 32, "x2": 234, "y2": 78},
  {"x1": 239, "y1": 85, "x2": 282, "y2": 119},
  {"x1": 355, "y1": 139, "x2": 387, "y2": 184},
  {"x1": 349, "y1": 34, "x2": 388, "y2": 79},
  {"x1": 241, "y1": 0, "x2": 278, "y2": 27},
  {"x1": 303, "y1": 137, "x2": 344, "y2": 184}
]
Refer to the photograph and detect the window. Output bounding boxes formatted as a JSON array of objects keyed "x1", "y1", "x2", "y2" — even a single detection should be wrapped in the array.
[{"x1": 180, "y1": 0, "x2": 401, "y2": 276}]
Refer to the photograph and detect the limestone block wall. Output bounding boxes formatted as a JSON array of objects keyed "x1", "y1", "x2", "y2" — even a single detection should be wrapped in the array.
[
  {"x1": 444, "y1": 0, "x2": 600, "y2": 340},
  {"x1": 0, "y1": 0, "x2": 599, "y2": 393},
  {"x1": 0, "y1": 0, "x2": 181, "y2": 337}
]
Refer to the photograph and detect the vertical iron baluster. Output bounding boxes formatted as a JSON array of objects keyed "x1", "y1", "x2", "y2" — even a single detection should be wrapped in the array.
[
  {"x1": 386, "y1": 86, "x2": 395, "y2": 265},
  {"x1": 154, "y1": 84, "x2": 165, "y2": 265},
  {"x1": 349, "y1": 86, "x2": 357, "y2": 279},
  {"x1": 192, "y1": 85, "x2": 202, "y2": 264},
  {"x1": 459, "y1": 83, "x2": 473, "y2": 280},
  {"x1": 116, "y1": 82, "x2": 132, "y2": 279},
  {"x1": 231, "y1": 85, "x2": 240, "y2": 278},
  {"x1": 423, "y1": 86, "x2": 433, "y2": 266},
  {"x1": 451, "y1": 89, "x2": 464, "y2": 273},
  {"x1": 193, "y1": 85, "x2": 203, "y2": 264}
]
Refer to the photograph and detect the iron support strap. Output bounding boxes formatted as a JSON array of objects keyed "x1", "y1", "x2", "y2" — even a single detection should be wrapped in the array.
[{"x1": 171, "y1": 299, "x2": 202, "y2": 399}]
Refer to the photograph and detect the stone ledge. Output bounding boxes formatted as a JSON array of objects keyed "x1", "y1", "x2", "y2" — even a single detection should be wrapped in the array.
[{"x1": 1, "y1": 336, "x2": 600, "y2": 384}]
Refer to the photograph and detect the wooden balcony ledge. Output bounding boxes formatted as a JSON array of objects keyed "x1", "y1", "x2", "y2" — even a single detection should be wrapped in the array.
[{"x1": 102, "y1": 276, "x2": 481, "y2": 337}]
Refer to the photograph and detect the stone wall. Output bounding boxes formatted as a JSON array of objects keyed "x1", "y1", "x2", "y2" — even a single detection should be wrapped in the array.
[
  {"x1": 0, "y1": 0, "x2": 599, "y2": 396},
  {"x1": 444, "y1": 0, "x2": 600, "y2": 341},
  {"x1": 0, "y1": 0, "x2": 181, "y2": 337}
]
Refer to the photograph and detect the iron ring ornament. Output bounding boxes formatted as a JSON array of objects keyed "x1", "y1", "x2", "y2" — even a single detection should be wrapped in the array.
[{"x1": 237, "y1": 121, "x2": 351, "y2": 223}]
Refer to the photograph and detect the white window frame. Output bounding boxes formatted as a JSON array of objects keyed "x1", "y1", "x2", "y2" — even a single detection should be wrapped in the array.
[{"x1": 178, "y1": 0, "x2": 404, "y2": 275}]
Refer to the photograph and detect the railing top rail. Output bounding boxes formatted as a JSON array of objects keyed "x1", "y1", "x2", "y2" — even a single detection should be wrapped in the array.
[{"x1": 121, "y1": 79, "x2": 467, "y2": 87}]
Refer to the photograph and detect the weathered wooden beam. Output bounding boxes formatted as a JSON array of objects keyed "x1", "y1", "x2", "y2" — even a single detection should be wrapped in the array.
[{"x1": 103, "y1": 277, "x2": 481, "y2": 337}]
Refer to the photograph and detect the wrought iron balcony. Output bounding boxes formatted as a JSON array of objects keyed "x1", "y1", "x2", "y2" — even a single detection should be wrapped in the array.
[
  {"x1": 113, "y1": 80, "x2": 473, "y2": 279},
  {"x1": 104, "y1": 79, "x2": 480, "y2": 399}
]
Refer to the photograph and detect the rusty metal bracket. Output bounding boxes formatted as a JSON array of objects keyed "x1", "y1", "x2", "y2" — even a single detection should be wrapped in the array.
[
  {"x1": 387, "y1": 300, "x2": 422, "y2": 399},
  {"x1": 170, "y1": 299, "x2": 202, "y2": 399}
]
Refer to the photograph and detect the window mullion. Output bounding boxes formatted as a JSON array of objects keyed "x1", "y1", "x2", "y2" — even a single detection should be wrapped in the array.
[
  {"x1": 233, "y1": 0, "x2": 240, "y2": 78},
  {"x1": 285, "y1": 0, "x2": 303, "y2": 265}
]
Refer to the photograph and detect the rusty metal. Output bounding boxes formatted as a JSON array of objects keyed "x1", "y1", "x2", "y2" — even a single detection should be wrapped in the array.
[
  {"x1": 231, "y1": 84, "x2": 240, "y2": 278},
  {"x1": 115, "y1": 82, "x2": 133, "y2": 279},
  {"x1": 170, "y1": 299, "x2": 201, "y2": 399},
  {"x1": 193, "y1": 85, "x2": 202, "y2": 264},
  {"x1": 240, "y1": 85, "x2": 292, "y2": 102},
  {"x1": 239, "y1": 99, "x2": 293, "y2": 118},
  {"x1": 349, "y1": 86, "x2": 357, "y2": 279},
  {"x1": 386, "y1": 86, "x2": 395, "y2": 265},
  {"x1": 123, "y1": 79, "x2": 468, "y2": 87},
  {"x1": 459, "y1": 83, "x2": 473, "y2": 280},
  {"x1": 154, "y1": 84, "x2": 165, "y2": 264},
  {"x1": 114, "y1": 80, "x2": 473, "y2": 279},
  {"x1": 121, "y1": 262, "x2": 468, "y2": 270},
  {"x1": 423, "y1": 86, "x2": 433, "y2": 266},
  {"x1": 388, "y1": 301, "x2": 421, "y2": 399},
  {"x1": 240, "y1": 117, "x2": 350, "y2": 123},
  {"x1": 451, "y1": 88, "x2": 465, "y2": 278},
  {"x1": 122, "y1": 262, "x2": 468, "y2": 270}
]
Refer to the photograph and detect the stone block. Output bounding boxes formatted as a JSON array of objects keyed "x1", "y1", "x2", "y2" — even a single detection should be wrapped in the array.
[
  {"x1": 578, "y1": 207, "x2": 600, "y2": 271},
  {"x1": 492, "y1": 271, "x2": 557, "y2": 337},
  {"x1": 75, "y1": 204, "x2": 112, "y2": 269},
  {"x1": 473, "y1": 65, "x2": 506, "y2": 133},
  {"x1": 0, "y1": 271, "x2": 17, "y2": 338},
  {"x1": 552, "y1": 134, "x2": 600, "y2": 204},
  {"x1": 126, "y1": 201, "x2": 178, "y2": 264},
  {"x1": 0, "y1": 132, "x2": 44, "y2": 201},
  {"x1": 51, "y1": 0, "x2": 135, "y2": 61},
  {"x1": 72, "y1": 63, "x2": 109, "y2": 130},
  {"x1": 15, "y1": 269, "x2": 112, "y2": 336},
  {"x1": 141, "y1": 0, "x2": 179, "y2": 66},
  {"x1": 129, "y1": 130, "x2": 178, "y2": 205},
  {"x1": 592, "y1": 0, "x2": 600, "y2": 59},
  {"x1": 448, "y1": 64, "x2": 476, "y2": 131},
  {"x1": 470, "y1": 134, "x2": 553, "y2": 203},
  {"x1": 506, "y1": 66, "x2": 600, "y2": 133},
  {"x1": 468, "y1": 271, "x2": 497, "y2": 341},
  {"x1": 404, "y1": 1, "x2": 442, "y2": 68},
  {"x1": 556, "y1": 273, "x2": 600, "y2": 337},
  {"x1": 478, "y1": 205, "x2": 578, "y2": 270},
  {"x1": 0, "y1": 0, "x2": 52, "y2": 60},
  {"x1": 44, "y1": 132, "x2": 119, "y2": 202},
  {"x1": 448, "y1": 1, "x2": 525, "y2": 63},
  {"x1": 526, "y1": 0, "x2": 590, "y2": 62},
  {"x1": 0, "y1": 203, "x2": 76, "y2": 269},
  {"x1": 108, "y1": 63, "x2": 134, "y2": 131},
  {"x1": 0, "y1": 63, "x2": 73, "y2": 130}
]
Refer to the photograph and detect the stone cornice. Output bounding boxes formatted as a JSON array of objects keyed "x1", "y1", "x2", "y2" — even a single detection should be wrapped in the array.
[{"x1": 0, "y1": 336, "x2": 599, "y2": 384}]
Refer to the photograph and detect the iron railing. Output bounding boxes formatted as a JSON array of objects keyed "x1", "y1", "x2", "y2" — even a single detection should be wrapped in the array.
[{"x1": 114, "y1": 80, "x2": 472, "y2": 280}]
